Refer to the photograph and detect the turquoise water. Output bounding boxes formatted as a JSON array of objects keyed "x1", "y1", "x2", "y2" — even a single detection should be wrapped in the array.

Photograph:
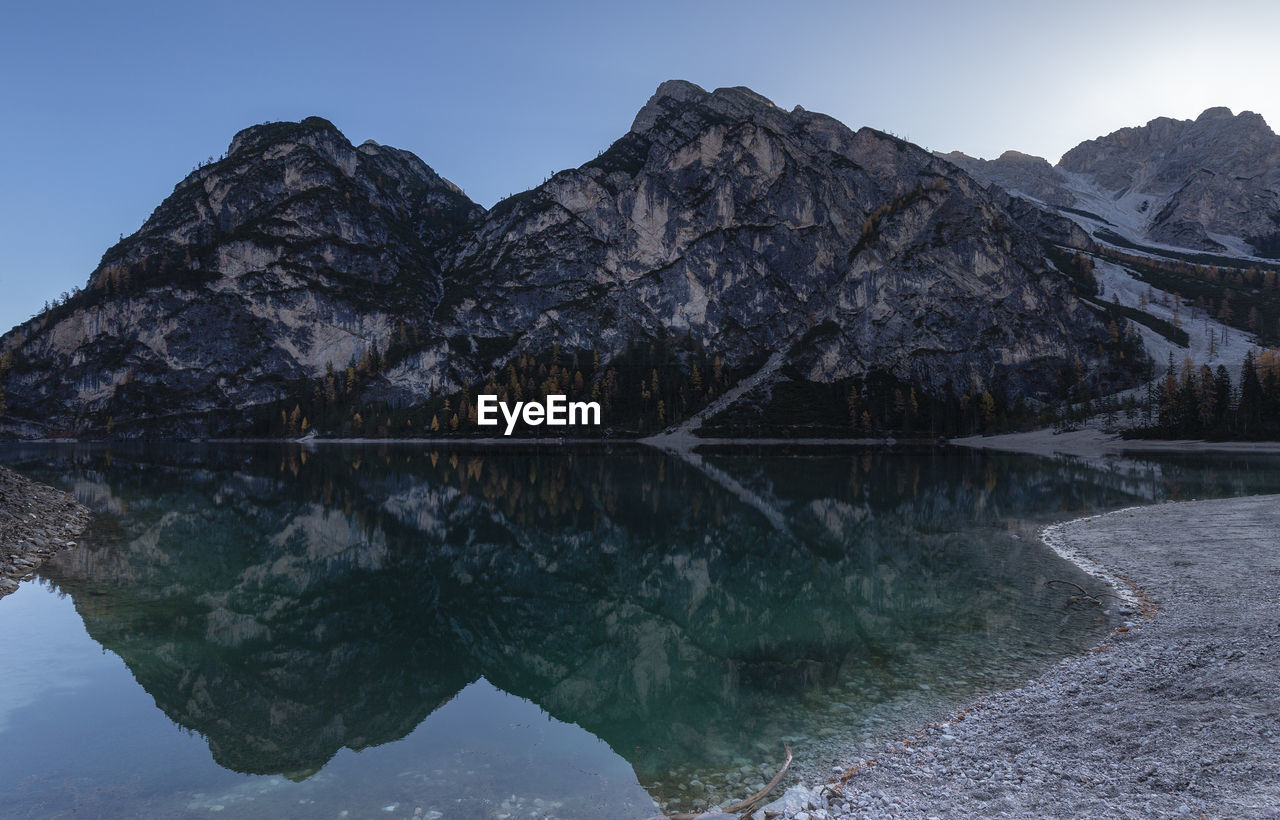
[{"x1": 2, "y1": 443, "x2": 1279, "y2": 819}]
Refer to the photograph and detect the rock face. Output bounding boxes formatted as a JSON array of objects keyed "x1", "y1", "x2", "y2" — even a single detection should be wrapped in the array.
[
  {"x1": 944, "y1": 108, "x2": 1280, "y2": 256},
  {"x1": 0, "y1": 117, "x2": 482, "y2": 435},
  {"x1": 1, "y1": 82, "x2": 1131, "y2": 437},
  {"x1": 446, "y1": 81, "x2": 1109, "y2": 397}
]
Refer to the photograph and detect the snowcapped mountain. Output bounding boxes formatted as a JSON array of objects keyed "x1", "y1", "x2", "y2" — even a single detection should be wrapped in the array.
[{"x1": 942, "y1": 107, "x2": 1280, "y2": 259}]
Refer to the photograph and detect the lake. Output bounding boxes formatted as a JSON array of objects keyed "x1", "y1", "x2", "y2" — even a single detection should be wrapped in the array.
[{"x1": 2, "y1": 443, "x2": 1279, "y2": 819}]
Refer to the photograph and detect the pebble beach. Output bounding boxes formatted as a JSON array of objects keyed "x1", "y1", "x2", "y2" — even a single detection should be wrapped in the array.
[
  {"x1": 0, "y1": 465, "x2": 90, "y2": 601},
  {"x1": 761, "y1": 495, "x2": 1280, "y2": 819}
]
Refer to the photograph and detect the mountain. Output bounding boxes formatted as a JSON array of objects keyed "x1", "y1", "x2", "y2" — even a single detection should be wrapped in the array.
[
  {"x1": 443, "y1": 82, "x2": 1121, "y2": 415},
  {"x1": 0, "y1": 82, "x2": 1140, "y2": 439},
  {"x1": 943, "y1": 108, "x2": 1280, "y2": 257},
  {"x1": 0, "y1": 116, "x2": 482, "y2": 437}
]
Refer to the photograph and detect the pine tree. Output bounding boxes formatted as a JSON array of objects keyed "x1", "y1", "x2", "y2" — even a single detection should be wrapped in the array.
[
  {"x1": 1158, "y1": 355, "x2": 1180, "y2": 429},
  {"x1": 1260, "y1": 350, "x2": 1280, "y2": 432},
  {"x1": 1240, "y1": 349, "x2": 1263, "y2": 433},
  {"x1": 1196, "y1": 364, "x2": 1216, "y2": 430},
  {"x1": 1213, "y1": 365, "x2": 1232, "y2": 430}
]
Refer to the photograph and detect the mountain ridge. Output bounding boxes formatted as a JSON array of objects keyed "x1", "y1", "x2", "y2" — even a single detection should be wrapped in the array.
[
  {"x1": 942, "y1": 107, "x2": 1280, "y2": 257},
  {"x1": 0, "y1": 82, "x2": 1195, "y2": 439}
]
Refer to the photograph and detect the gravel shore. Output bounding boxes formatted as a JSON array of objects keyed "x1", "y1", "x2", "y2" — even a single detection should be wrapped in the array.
[
  {"x1": 761, "y1": 495, "x2": 1280, "y2": 819},
  {"x1": 0, "y1": 465, "x2": 90, "y2": 601},
  {"x1": 951, "y1": 427, "x2": 1280, "y2": 460}
]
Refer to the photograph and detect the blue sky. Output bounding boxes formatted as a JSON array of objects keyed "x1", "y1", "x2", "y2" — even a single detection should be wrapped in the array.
[{"x1": 2, "y1": 0, "x2": 1278, "y2": 333}]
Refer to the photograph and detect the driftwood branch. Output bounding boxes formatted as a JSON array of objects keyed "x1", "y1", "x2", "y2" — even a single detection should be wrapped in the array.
[
  {"x1": 1047, "y1": 578, "x2": 1098, "y2": 603},
  {"x1": 665, "y1": 745, "x2": 793, "y2": 820},
  {"x1": 1046, "y1": 578, "x2": 1125, "y2": 606}
]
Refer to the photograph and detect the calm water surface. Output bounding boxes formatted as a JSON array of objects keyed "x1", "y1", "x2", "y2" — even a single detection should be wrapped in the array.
[{"x1": 2, "y1": 443, "x2": 1279, "y2": 819}]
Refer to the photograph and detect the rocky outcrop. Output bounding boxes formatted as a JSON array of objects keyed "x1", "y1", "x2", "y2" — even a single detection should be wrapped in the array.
[
  {"x1": 943, "y1": 108, "x2": 1280, "y2": 257},
  {"x1": 0, "y1": 82, "x2": 1135, "y2": 437}
]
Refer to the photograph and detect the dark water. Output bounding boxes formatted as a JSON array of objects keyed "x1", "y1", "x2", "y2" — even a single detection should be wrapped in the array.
[{"x1": 1, "y1": 443, "x2": 1279, "y2": 819}]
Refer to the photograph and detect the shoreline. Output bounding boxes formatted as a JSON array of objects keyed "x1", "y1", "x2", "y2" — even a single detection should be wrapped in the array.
[
  {"x1": 0, "y1": 465, "x2": 91, "y2": 601},
  {"x1": 761, "y1": 494, "x2": 1280, "y2": 818},
  {"x1": 10, "y1": 428, "x2": 1280, "y2": 460},
  {"x1": 951, "y1": 427, "x2": 1280, "y2": 460}
]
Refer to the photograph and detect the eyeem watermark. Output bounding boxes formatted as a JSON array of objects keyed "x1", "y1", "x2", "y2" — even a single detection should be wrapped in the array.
[{"x1": 476, "y1": 394, "x2": 602, "y2": 435}]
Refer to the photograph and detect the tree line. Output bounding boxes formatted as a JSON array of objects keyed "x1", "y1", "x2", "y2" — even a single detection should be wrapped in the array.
[
  {"x1": 1122, "y1": 349, "x2": 1280, "y2": 440},
  {"x1": 1095, "y1": 246, "x2": 1280, "y2": 345},
  {"x1": 249, "y1": 337, "x2": 734, "y2": 438}
]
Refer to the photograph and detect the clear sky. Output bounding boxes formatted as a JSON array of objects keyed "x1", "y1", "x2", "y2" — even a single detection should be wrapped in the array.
[{"x1": 2, "y1": 0, "x2": 1278, "y2": 333}]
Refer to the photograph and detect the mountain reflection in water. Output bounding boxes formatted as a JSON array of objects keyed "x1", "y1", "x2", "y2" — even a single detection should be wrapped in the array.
[{"x1": 8, "y1": 443, "x2": 1280, "y2": 816}]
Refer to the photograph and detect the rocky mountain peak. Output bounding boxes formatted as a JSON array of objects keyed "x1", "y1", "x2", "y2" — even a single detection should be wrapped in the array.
[
  {"x1": 122, "y1": 114, "x2": 479, "y2": 262},
  {"x1": 629, "y1": 79, "x2": 709, "y2": 133},
  {"x1": 1235, "y1": 110, "x2": 1271, "y2": 129},
  {"x1": 628, "y1": 80, "x2": 789, "y2": 141},
  {"x1": 1058, "y1": 107, "x2": 1277, "y2": 176},
  {"x1": 1195, "y1": 105, "x2": 1236, "y2": 123},
  {"x1": 997, "y1": 150, "x2": 1051, "y2": 166},
  {"x1": 946, "y1": 106, "x2": 1280, "y2": 257},
  {"x1": 215, "y1": 117, "x2": 472, "y2": 202},
  {"x1": 226, "y1": 116, "x2": 345, "y2": 158}
]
